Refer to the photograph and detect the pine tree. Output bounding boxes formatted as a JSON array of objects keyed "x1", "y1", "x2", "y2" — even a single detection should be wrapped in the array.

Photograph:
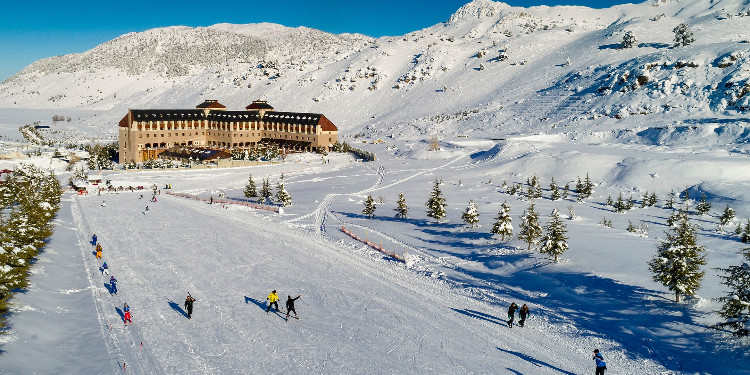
[
  {"x1": 648, "y1": 192, "x2": 658, "y2": 207},
  {"x1": 562, "y1": 183, "x2": 570, "y2": 199},
  {"x1": 575, "y1": 177, "x2": 584, "y2": 202},
  {"x1": 550, "y1": 178, "x2": 560, "y2": 201},
  {"x1": 491, "y1": 201, "x2": 513, "y2": 241},
  {"x1": 620, "y1": 30, "x2": 638, "y2": 49},
  {"x1": 696, "y1": 194, "x2": 711, "y2": 216},
  {"x1": 518, "y1": 202, "x2": 543, "y2": 251},
  {"x1": 742, "y1": 219, "x2": 750, "y2": 244},
  {"x1": 540, "y1": 208, "x2": 568, "y2": 262},
  {"x1": 648, "y1": 213, "x2": 707, "y2": 302},
  {"x1": 275, "y1": 175, "x2": 292, "y2": 207},
  {"x1": 425, "y1": 178, "x2": 447, "y2": 223},
  {"x1": 362, "y1": 194, "x2": 376, "y2": 218},
  {"x1": 614, "y1": 193, "x2": 627, "y2": 213},
  {"x1": 665, "y1": 190, "x2": 676, "y2": 209},
  {"x1": 720, "y1": 204, "x2": 736, "y2": 227},
  {"x1": 243, "y1": 174, "x2": 257, "y2": 199},
  {"x1": 715, "y1": 246, "x2": 750, "y2": 335},
  {"x1": 673, "y1": 23, "x2": 695, "y2": 47},
  {"x1": 528, "y1": 175, "x2": 542, "y2": 199},
  {"x1": 462, "y1": 199, "x2": 480, "y2": 228},
  {"x1": 260, "y1": 177, "x2": 272, "y2": 202},
  {"x1": 605, "y1": 195, "x2": 613, "y2": 206},
  {"x1": 394, "y1": 192, "x2": 408, "y2": 219},
  {"x1": 667, "y1": 209, "x2": 687, "y2": 227}
]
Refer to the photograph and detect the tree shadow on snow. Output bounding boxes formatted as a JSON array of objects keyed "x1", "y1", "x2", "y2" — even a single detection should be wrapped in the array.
[
  {"x1": 452, "y1": 265, "x2": 726, "y2": 374},
  {"x1": 334, "y1": 211, "x2": 432, "y2": 227},
  {"x1": 497, "y1": 347, "x2": 577, "y2": 375},
  {"x1": 167, "y1": 299, "x2": 188, "y2": 319},
  {"x1": 598, "y1": 43, "x2": 621, "y2": 50}
]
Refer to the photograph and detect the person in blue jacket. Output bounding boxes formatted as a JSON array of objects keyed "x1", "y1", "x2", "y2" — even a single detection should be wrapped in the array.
[
  {"x1": 593, "y1": 349, "x2": 607, "y2": 374},
  {"x1": 92, "y1": 234, "x2": 97, "y2": 246},
  {"x1": 102, "y1": 262, "x2": 109, "y2": 275},
  {"x1": 109, "y1": 276, "x2": 118, "y2": 294}
]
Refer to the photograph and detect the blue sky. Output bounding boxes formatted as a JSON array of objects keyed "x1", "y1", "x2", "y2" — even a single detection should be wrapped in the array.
[{"x1": 0, "y1": 0, "x2": 636, "y2": 81}]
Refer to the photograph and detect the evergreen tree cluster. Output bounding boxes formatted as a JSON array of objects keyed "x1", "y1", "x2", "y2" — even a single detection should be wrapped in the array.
[
  {"x1": 85, "y1": 143, "x2": 117, "y2": 170},
  {"x1": 575, "y1": 174, "x2": 594, "y2": 202},
  {"x1": 0, "y1": 165, "x2": 61, "y2": 329},
  {"x1": 243, "y1": 174, "x2": 292, "y2": 206}
]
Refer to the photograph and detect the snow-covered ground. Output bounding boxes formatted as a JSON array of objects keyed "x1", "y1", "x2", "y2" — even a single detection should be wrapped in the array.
[{"x1": 0, "y1": 140, "x2": 748, "y2": 374}]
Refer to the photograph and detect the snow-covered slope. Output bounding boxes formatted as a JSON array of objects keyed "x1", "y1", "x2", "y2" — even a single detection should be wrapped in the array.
[{"x1": 2, "y1": 0, "x2": 750, "y2": 144}]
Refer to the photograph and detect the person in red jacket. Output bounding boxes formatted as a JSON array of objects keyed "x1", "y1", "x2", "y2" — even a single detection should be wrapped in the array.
[{"x1": 123, "y1": 303, "x2": 132, "y2": 325}]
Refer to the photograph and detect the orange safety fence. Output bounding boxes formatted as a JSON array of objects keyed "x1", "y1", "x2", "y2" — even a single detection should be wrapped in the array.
[
  {"x1": 341, "y1": 224, "x2": 404, "y2": 262},
  {"x1": 165, "y1": 191, "x2": 281, "y2": 213}
]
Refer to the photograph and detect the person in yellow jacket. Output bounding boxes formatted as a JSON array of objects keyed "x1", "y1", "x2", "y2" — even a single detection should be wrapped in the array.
[
  {"x1": 266, "y1": 290, "x2": 279, "y2": 314},
  {"x1": 96, "y1": 244, "x2": 103, "y2": 259}
]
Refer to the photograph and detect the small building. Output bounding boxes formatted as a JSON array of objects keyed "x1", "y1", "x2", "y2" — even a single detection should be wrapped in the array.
[{"x1": 118, "y1": 100, "x2": 339, "y2": 164}]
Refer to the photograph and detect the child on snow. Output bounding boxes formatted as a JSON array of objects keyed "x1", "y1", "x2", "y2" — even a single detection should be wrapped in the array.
[
  {"x1": 110, "y1": 276, "x2": 118, "y2": 294},
  {"x1": 123, "y1": 303, "x2": 132, "y2": 325},
  {"x1": 102, "y1": 262, "x2": 109, "y2": 275},
  {"x1": 266, "y1": 290, "x2": 279, "y2": 313}
]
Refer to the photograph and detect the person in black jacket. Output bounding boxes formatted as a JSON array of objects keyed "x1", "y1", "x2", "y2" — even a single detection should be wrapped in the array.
[
  {"x1": 185, "y1": 293, "x2": 196, "y2": 319},
  {"x1": 519, "y1": 304, "x2": 530, "y2": 327},
  {"x1": 507, "y1": 302, "x2": 519, "y2": 328},
  {"x1": 285, "y1": 294, "x2": 301, "y2": 320}
]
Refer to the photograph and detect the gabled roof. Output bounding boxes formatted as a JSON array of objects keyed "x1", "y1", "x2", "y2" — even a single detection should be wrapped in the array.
[
  {"x1": 196, "y1": 100, "x2": 226, "y2": 109},
  {"x1": 246, "y1": 101, "x2": 274, "y2": 110}
]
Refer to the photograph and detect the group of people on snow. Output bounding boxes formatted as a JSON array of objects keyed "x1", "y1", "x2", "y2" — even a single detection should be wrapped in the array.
[
  {"x1": 93, "y1": 233, "x2": 131, "y2": 324},
  {"x1": 506, "y1": 302, "x2": 530, "y2": 328},
  {"x1": 266, "y1": 290, "x2": 302, "y2": 321}
]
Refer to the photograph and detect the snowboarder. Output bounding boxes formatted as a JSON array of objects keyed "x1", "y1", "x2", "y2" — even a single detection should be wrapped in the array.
[
  {"x1": 96, "y1": 244, "x2": 102, "y2": 259},
  {"x1": 109, "y1": 276, "x2": 118, "y2": 294},
  {"x1": 123, "y1": 303, "x2": 132, "y2": 325},
  {"x1": 185, "y1": 293, "x2": 196, "y2": 319},
  {"x1": 102, "y1": 261, "x2": 109, "y2": 275},
  {"x1": 266, "y1": 290, "x2": 279, "y2": 314},
  {"x1": 285, "y1": 294, "x2": 301, "y2": 320},
  {"x1": 593, "y1": 349, "x2": 607, "y2": 374},
  {"x1": 92, "y1": 234, "x2": 97, "y2": 246},
  {"x1": 507, "y1": 302, "x2": 519, "y2": 328},
  {"x1": 519, "y1": 304, "x2": 530, "y2": 327}
]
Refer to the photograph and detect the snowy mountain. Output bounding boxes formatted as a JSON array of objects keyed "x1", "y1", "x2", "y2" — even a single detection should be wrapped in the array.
[
  {"x1": 2, "y1": 0, "x2": 750, "y2": 144},
  {"x1": 2, "y1": 1, "x2": 750, "y2": 374}
]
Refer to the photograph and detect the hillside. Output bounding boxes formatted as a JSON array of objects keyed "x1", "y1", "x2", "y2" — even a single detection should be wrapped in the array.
[{"x1": 1, "y1": 0, "x2": 750, "y2": 145}]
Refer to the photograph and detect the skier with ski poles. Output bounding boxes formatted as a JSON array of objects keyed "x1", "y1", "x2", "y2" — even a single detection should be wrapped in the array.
[
  {"x1": 285, "y1": 294, "x2": 301, "y2": 321},
  {"x1": 185, "y1": 293, "x2": 196, "y2": 319},
  {"x1": 266, "y1": 290, "x2": 279, "y2": 314}
]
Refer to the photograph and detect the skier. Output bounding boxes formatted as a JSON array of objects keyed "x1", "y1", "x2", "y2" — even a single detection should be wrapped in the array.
[
  {"x1": 507, "y1": 302, "x2": 519, "y2": 328},
  {"x1": 593, "y1": 349, "x2": 607, "y2": 374},
  {"x1": 123, "y1": 303, "x2": 132, "y2": 325},
  {"x1": 519, "y1": 304, "x2": 530, "y2": 327},
  {"x1": 142, "y1": 206, "x2": 149, "y2": 215},
  {"x1": 92, "y1": 234, "x2": 97, "y2": 246},
  {"x1": 184, "y1": 293, "x2": 196, "y2": 319},
  {"x1": 109, "y1": 276, "x2": 118, "y2": 294},
  {"x1": 266, "y1": 290, "x2": 279, "y2": 314},
  {"x1": 285, "y1": 294, "x2": 301, "y2": 320},
  {"x1": 102, "y1": 261, "x2": 109, "y2": 275},
  {"x1": 96, "y1": 244, "x2": 103, "y2": 259},
  {"x1": 209, "y1": 196, "x2": 214, "y2": 205}
]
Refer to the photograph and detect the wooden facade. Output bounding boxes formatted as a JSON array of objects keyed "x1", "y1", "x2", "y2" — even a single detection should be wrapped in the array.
[{"x1": 118, "y1": 100, "x2": 339, "y2": 163}]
